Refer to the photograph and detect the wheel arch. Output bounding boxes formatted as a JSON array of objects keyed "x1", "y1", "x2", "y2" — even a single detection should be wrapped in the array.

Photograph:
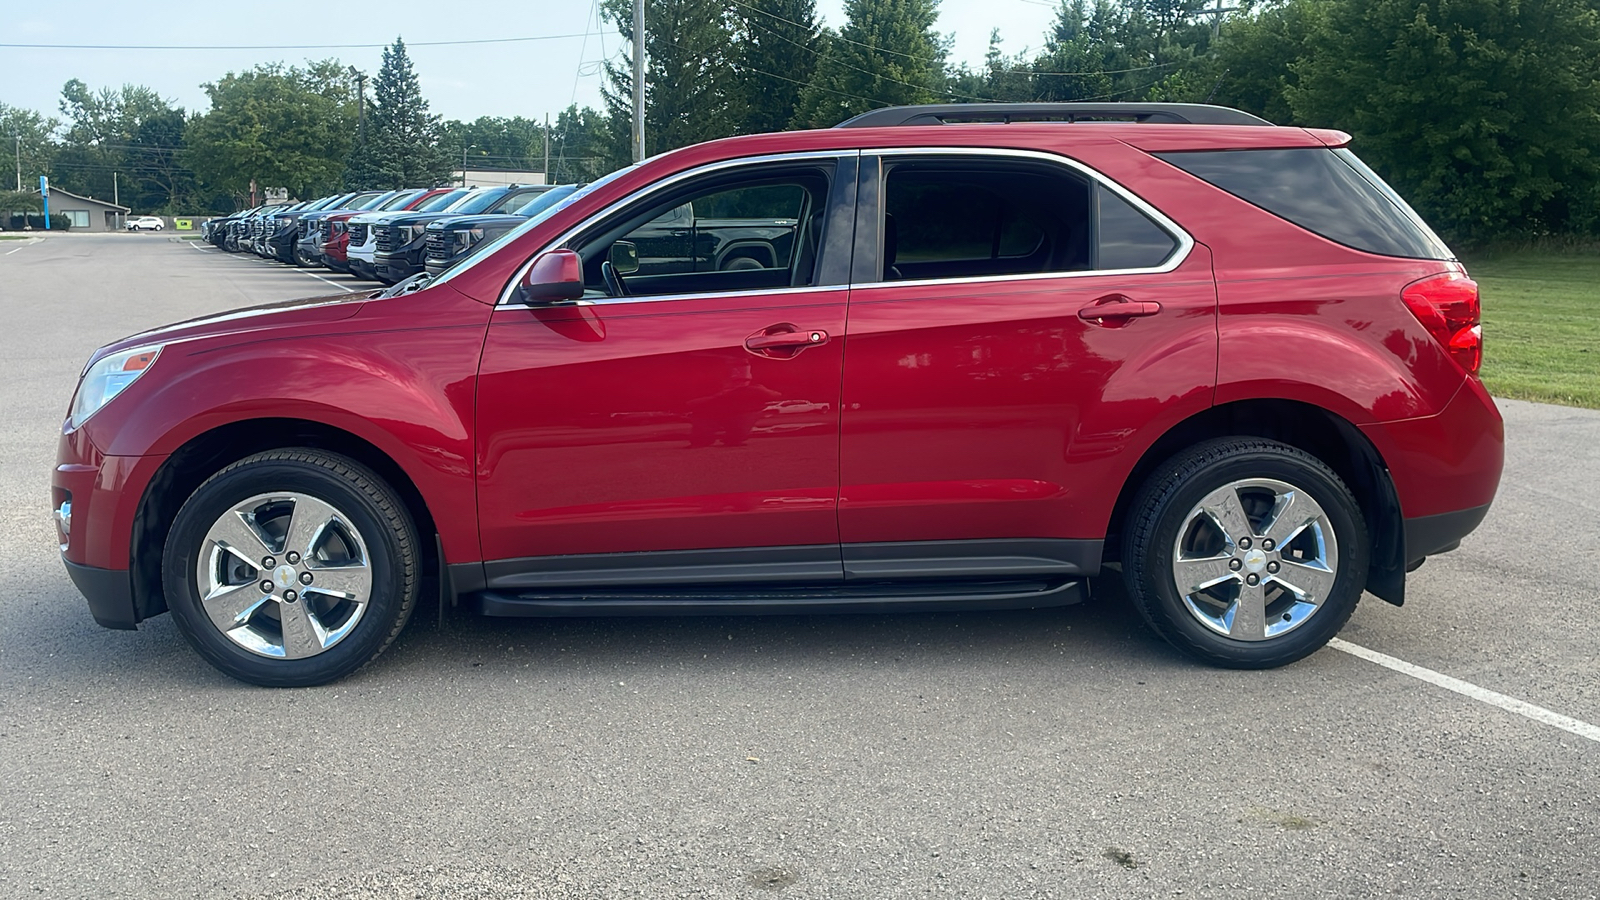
[
  {"x1": 129, "y1": 418, "x2": 441, "y2": 623},
  {"x1": 1106, "y1": 398, "x2": 1407, "y2": 606}
]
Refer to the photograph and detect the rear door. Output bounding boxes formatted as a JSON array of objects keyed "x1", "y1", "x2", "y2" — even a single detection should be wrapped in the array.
[{"x1": 836, "y1": 150, "x2": 1218, "y2": 579}]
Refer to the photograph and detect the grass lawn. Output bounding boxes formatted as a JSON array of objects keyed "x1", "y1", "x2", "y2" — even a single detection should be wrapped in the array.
[
  {"x1": 0, "y1": 234, "x2": 37, "y2": 240},
  {"x1": 1467, "y1": 252, "x2": 1600, "y2": 409}
]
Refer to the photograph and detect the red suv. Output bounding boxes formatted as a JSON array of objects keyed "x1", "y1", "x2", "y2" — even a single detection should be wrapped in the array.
[{"x1": 55, "y1": 103, "x2": 1503, "y2": 686}]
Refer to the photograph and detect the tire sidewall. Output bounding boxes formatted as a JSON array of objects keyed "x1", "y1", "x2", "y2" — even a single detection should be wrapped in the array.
[
  {"x1": 1129, "y1": 444, "x2": 1368, "y2": 668},
  {"x1": 162, "y1": 454, "x2": 415, "y2": 687}
]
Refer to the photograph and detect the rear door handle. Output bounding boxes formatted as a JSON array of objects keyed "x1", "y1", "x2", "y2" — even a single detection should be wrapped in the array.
[{"x1": 1077, "y1": 294, "x2": 1162, "y2": 324}]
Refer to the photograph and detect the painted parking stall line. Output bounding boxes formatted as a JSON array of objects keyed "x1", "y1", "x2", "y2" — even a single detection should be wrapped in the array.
[
  {"x1": 1330, "y1": 638, "x2": 1600, "y2": 744},
  {"x1": 187, "y1": 238, "x2": 355, "y2": 293}
]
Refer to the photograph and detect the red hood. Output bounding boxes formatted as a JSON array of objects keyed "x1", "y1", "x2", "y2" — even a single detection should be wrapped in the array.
[{"x1": 93, "y1": 291, "x2": 375, "y2": 362}]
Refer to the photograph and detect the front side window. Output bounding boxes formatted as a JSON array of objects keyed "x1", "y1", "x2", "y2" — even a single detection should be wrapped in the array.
[
  {"x1": 569, "y1": 163, "x2": 834, "y2": 300},
  {"x1": 877, "y1": 157, "x2": 1178, "y2": 282}
]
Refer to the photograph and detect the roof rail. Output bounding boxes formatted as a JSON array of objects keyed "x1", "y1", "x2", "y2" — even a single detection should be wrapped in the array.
[{"x1": 835, "y1": 102, "x2": 1272, "y2": 128}]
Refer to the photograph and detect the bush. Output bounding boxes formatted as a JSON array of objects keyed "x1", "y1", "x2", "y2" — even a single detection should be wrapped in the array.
[{"x1": 4, "y1": 213, "x2": 71, "y2": 230}]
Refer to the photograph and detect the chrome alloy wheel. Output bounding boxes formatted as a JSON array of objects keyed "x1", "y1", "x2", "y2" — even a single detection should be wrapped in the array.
[
  {"x1": 1170, "y1": 477, "x2": 1339, "y2": 641},
  {"x1": 196, "y1": 492, "x2": 374, "y2": 659}
]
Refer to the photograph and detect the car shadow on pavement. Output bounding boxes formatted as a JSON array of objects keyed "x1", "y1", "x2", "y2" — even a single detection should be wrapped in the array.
[
  {"x1": 12, "y1": 570, "x2": 1202, "y2": 690},
  {"x1": 375, "y1": 570, "x2": 1197, "y2": 684}
]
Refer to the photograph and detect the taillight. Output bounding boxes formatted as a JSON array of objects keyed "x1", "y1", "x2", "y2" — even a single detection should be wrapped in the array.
[{"x1": 1402, "y1": 272, "x2": 1481, "y2": 374}]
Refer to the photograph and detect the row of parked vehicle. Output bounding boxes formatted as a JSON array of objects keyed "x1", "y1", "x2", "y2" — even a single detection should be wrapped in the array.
[{"x1": 200, "y1": 182, "x2": 580, "y2": 283}]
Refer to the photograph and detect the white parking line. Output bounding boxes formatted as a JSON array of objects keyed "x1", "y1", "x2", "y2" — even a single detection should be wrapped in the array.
[
  {"x1": 187, "y1": 240, "x2": 354, "y2": 292},
  {"x1": 299, "y1": 270, "x2": 354, "y2": 293},
  {"x1": 1330, "y1": 638, "x2": 1600, "y2": 744}
]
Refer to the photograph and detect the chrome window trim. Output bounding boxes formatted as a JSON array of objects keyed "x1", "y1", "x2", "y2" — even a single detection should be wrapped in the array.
[
  {"x1": 495, "y1": 150, "x2": 859, "y2": 307},
  {"x1": 853, "y1": 146, "x2": 1194, "y2": 289},
  {"x1": 559, "y1": 283, "x2": 847, "y2": 309},
  {"x1": 492, "y1": 145, "x2": 1193, "y2": 306}
]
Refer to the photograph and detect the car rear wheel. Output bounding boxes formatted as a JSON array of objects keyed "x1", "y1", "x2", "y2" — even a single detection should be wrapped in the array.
[
  {"x1": 162, "y1": 449, "x2": 420, "y2": 687},
  {"x1": 1121, "y1": 438, "x2": 1368, "y2": 669}
]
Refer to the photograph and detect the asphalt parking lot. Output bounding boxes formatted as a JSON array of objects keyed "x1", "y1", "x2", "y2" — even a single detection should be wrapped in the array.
[{"x1": 1, "y1": 232, "x2": 1597, "y2": 898}]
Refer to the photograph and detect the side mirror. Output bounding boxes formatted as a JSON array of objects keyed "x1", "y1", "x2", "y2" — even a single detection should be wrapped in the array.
[
  {"x1": 519, "y1": 248, "x2": 584, "y2": 304},
  {"x1": 608, "y1": 240, "x2": 640, "y2": 276}
]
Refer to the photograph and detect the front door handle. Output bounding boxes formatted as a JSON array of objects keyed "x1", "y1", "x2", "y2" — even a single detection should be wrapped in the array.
[
  {"x1": 745, "y1": 324, "x2": 830, "y2": 358},
  {"x1": 1077, "y1": 294, "x2": 1162, "y2": 325}
]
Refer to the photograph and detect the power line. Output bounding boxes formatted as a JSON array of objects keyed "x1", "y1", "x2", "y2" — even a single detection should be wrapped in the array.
[
  {"x1": 0, "y1": 33, "x2": 620, "y2": 51},
  {"x1": 727, "y1": 0, "x2": 933, "y2": 64},
  {"x1": 736, "y1": 16, "x2": 996, "y2": 103}
]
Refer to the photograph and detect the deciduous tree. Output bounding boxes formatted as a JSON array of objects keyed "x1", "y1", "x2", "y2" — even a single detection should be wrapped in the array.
[
  {"x1": 1288, "y1": 0, "x2": 1600, "y2": 241},
  {"x1": 185, "y1": 63, "x2": 356, "y2": 202}
]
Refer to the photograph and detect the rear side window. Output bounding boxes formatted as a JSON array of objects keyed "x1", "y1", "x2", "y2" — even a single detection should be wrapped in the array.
[
  {"x1": 1097, "y1": 184, "x2": 1179, "y2": 270},
  {"x1": 1157, "y1": 148, "x2": 1452, "y2": 260},
  {"x1": 878, "y1": 159, "x2": 1179, "y2": 282}
]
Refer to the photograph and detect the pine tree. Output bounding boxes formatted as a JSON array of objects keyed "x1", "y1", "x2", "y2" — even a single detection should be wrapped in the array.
[
  {"x1": 348, "y1": 39, "x2": 454, "y2": 189},
  {"x1": 730, "y1": 0, "x2": 822, "y2": 134},
  {"x1": 602, "y1": 0, "x2": 736, "y2": 162},
  {"x1": 1030, "y1": 0, "x2": 1117, "y2": 101},
  {"x1": 790, "y1": 0, "x2": 945, "y2": 128}
]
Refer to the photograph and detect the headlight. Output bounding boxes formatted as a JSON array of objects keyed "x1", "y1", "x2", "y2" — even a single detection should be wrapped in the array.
[
  {"x1": 455, "y1": 227, "x2": 484, "y2": 249},
  {"x1": 396, "y1": 225, "x2": 416, "y2": 242},
  {"x1": 70, "y1": 345, "x2": 162, "y2": 427}
]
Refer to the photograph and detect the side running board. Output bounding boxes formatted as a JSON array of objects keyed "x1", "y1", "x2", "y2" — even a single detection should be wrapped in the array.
[{"x1": 474, "y1": 578, "x2": 1083, "y2": 617}]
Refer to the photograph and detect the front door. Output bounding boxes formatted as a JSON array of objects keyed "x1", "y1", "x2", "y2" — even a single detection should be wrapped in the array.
[
  {"x1": 475, "y1": 155, "x2": 857, "y2": 583},
  {"x1": 836, "y1": 151, "x2": 1218, "y2": 576}
]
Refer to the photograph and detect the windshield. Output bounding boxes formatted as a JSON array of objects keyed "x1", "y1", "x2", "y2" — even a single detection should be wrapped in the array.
[
  {"x1": 376, "y1": 189, "x2": 426, "y2": 211},
  {"x1": 488, "y1": 190, "x2": 545, "y2": 214},
  {"x1": 433, "y1": 167, "x2": 636, "y2": 290},
  {"x1": 446, "y1": 187, "x2": 514, "y2": 215},
  {"x1": 356, "y1": 192, "x2": 398, "y2": 211},
  {"x1": 511, "y1": 184, "x2": 579, "y2": 216},
  {"x1": 415, "y1": 189, "x2": 470, "y2": 212}
]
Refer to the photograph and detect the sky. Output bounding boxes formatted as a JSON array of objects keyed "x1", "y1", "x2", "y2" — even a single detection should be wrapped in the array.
[{"x1": 2, "y1": 0, "x2": 1062, "y2": 126}]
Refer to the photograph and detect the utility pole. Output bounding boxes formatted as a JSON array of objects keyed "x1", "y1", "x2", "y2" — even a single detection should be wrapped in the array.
[
  {"x1": 113, "y1": 172, "x2": 119, "y2": 207},
  {"x1": 349, "y1": 67, "x2": 367, "y2": 141},
  {"x1": 14, "y1": 134, "x2": 20, "y2": 192},
  {"x1": 632, "y1": 0, "x2": 645, "y2": 162},
  {"x1": 544, "y1": 114, "x2": 551, "y2": 184},
  {"x1": 1208, "y1": 0, "x2": 1238, "y2": 39}
]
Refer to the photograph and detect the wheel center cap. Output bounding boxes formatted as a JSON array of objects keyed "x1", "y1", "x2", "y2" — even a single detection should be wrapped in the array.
[
  {"x1": 272, "y1": 565, "x2": 298, "y2": 590},
  {"x1": 1241, "y1": 548, "x2": 1269, "y2": 574}
]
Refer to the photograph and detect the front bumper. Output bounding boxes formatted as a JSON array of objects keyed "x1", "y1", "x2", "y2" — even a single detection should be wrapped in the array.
[
  {"x1": 375, "y1": 245, "x2": 425, "y2": 282},
  {"x1": 55, "y1": 425, "x2": 169, "y2": 629},
  {"x1": 63, "y1": 558, "x2": 140, "y2": 630},
  {"x1": 267, "y1": 230, "x2": 298, "y2": 255}
]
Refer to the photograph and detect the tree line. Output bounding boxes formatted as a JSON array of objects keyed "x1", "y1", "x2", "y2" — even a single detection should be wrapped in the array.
[{"x1": 5, "y1": 0, "x2": 1598, "y2": 245}]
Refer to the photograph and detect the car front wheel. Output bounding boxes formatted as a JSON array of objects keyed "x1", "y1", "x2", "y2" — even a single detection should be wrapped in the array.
[
  {"x1": 162, "y1": 449, "x2": 420, "y2": 686},
  {"x1": 1121, "y1": 438, "x2": 1368, "y2": 669}
]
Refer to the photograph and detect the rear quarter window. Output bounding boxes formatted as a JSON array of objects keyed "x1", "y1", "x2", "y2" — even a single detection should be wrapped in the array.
[{"x1": 1156, "y1": 148, "x2": 1453, "y2": 260}]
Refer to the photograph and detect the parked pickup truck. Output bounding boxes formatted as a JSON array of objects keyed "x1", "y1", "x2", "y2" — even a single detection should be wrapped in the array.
[
  {"x1": 421, "y1": 185, "x2": 573, "y2": 277},
  {"x1": 346, "y1": 188, "x2": 463, "y2": 280},
  {"x1": 373, "y1": 185, "x2": 525, "y2": 284},
  {"x1": 294, "y1": 191, "x2": 388, "y2": 267}
]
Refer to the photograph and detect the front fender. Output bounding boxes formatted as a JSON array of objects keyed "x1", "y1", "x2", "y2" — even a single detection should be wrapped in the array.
[{"x1": 80, "y1": 286, "x2": 492, "y2": 564}]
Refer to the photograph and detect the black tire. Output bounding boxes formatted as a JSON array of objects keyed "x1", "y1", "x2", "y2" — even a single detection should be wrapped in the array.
[
  {"x1": 162, "y1": 449, "x2": 420, "y2": 687},
  {"x1": 1121, "y1": 438, "x2": 1368, "y2": 669}
]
